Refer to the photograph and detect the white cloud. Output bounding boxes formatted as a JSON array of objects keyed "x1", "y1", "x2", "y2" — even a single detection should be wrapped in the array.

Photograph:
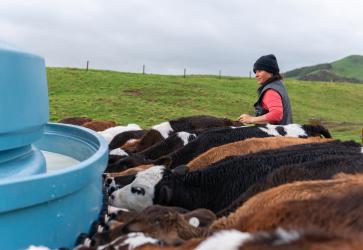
[{"x1": 1, "y1": 0, "x2": 363, "y2": 75}]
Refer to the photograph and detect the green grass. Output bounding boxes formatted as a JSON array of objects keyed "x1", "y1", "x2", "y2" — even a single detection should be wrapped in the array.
[{"x1": 47, "y1": 67, "x2": 363, "y2": 142}]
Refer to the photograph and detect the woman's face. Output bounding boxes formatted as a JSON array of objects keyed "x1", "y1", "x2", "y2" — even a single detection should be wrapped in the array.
[{"x1": 255, "y1": 70, "x2": 273, "y2": 84}]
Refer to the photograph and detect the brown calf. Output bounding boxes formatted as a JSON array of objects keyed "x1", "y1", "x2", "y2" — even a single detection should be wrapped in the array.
[
  {"x1": 90, "y1": 205, "x2": 215, "y2": 247},
  {"x1": 212, "y1": 173, "x2": 363, "y2": 233},
  {"x1": 121, "y1": 138, "x2": 142, "y2": 153},
  {"x1": 57, "y1": 116, "x2": 92, "y2": 126},
  {"x1": 82, "y1": 120, "x2": 117, "y2": 131},
  {"x1": 187, "y1": 137, "x2": 333, "y2": 170}
]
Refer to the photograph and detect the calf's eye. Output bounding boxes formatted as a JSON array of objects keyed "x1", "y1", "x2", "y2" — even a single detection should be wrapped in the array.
[{"x1": 131, "y1": 187, "x2": 145, "y2": 195}]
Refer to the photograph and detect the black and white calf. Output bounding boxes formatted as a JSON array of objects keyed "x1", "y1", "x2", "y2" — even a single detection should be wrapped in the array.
[
  {"x1": 135, "y1": 115, "x2": 242, "y2": 152},
  {"x1": 158, "y1": 123, "x2": 332, "y2": 168},
  {"x1": 106, "y1": 131, "x2": 198, "y2": 173},
  {"x1": 110, "y1": 140, "x2": 361, "y2": 213},
  {"x1": 98, "y1": 124, "x2": 142, "y2": 144},
  {"x1": 140, "y1": 131, "x2": 198, "y2": 160}
]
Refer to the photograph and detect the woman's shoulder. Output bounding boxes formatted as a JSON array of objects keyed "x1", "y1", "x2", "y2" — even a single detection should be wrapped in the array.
[{"x1": 263, "y1": 89, "x2": 282, "y2": 101}]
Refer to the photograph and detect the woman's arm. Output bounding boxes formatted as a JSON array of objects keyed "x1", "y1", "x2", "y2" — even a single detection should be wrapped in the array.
[{"x1": 263, "y1": 89, "x2": 283, "y2": 123}]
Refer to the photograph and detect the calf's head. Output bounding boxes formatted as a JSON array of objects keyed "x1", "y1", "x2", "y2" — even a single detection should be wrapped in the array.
[
  {"x1": 120, "y1": 205, "x2": 216, "y2": 245},
  {"x1": 109, "y1": 165, "x2": 167, "y2": 211}
]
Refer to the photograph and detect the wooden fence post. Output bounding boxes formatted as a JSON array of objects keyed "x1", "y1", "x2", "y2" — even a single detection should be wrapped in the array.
[
  {"x1": 86, "y1": 60, "x2": 89, "y2": 71},
  {"x1": 184, "y1": 68, "x2": 186, "y2": 78},
  {"x1": 142, "y1": 65, "x2": 145, "y2": 74}
]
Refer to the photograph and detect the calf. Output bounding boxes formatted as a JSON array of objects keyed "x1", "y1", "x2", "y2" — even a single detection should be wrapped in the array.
[
  {"x1": 135, "y1": 115, "x2": 242, "y2": 152},
  {"x1": 157, "y1": 123, "x2": 332, "y2": 169},
  {"x1": 233, "y1": 175, "x2": 363, "y2": 238},
  {"x1": 217, "y1": 154, "x2": 363, "y2": 217},
  {"x1": 121, "y1": 138, "x2": 142, "y2": 153},
  {"x1": 75, "y1": 229, "x2": 363, "y2": 250},
  {"x1": 89, "y1": 205, "x2": 215, "y2": 247},
  {"x1": 106, "y1": 131, "x2": 198, "y2": 173},
  {"x1": 108, "y1": 136, "x2": 333, "y2": 185},
  {"x1": 110, "y1": 140, "x2": 361, "y2": 213},
  {"x1": 82, "y1": 120, "x2": 117, "y2": 131},
  {"x1": 74, "y1": 232, "x2": 162, "y2": 250},
  {"x1": 212, "y1": 173, "x2": 363, "y2": 233},
  {"x1": 98, "y1": 124, "x2": 142, "y2": 144},
  {"x1": 106, "y1": 164, "x2": 154, "y2": 178},
  {"x1": 187, "y1": 136, "x2": 333, "y2": 171},
  {"x1": 109, "y1": 130, "x2": 147, "y2": 150},
  {"x1": 57, "y1": 116, "x2": 92, "y2": 126},
  {"x1": 197, "y1": 229, "x2": 362, "y2": 250}
]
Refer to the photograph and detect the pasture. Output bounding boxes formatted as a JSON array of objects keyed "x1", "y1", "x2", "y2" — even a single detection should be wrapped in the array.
[{"x1": 47, "y1": 67, "x2": 363, "y2": 142}]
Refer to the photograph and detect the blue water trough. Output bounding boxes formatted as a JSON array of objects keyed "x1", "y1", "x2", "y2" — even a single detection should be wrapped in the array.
[{"x1": 0, "y1": 42, "x2": 108, "y2": 249}]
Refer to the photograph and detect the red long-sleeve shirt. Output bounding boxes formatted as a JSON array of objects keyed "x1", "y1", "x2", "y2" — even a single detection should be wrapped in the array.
[{"x1": 261, "y1": 89, "x2": 283, "y2": 124}]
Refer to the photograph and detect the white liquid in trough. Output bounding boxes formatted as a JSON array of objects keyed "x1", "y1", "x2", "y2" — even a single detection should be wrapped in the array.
[{"x1": 42, "y1": 151, "x2": 80, "y2": 172}]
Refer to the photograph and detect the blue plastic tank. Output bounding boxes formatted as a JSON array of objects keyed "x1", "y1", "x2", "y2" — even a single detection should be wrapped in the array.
[{"x1": 0, "y1": 41, "x2": 108, "y2": 249}]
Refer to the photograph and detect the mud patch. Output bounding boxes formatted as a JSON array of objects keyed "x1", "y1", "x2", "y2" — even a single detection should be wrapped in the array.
[{"x1": 123, "y1": 89, "x2": 144, "y2": 96}]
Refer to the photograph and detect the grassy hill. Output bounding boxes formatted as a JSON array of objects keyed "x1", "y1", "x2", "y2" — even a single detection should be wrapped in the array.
[
  {"x1": 331, "y1": 55, "x2": 363, "y2": 80},
  {"x1": 47, "y1": 67, "x2": 363, "y2": 142},
  {"x1": 284, "y1": 55, "x2": 363, "y2": 83}
]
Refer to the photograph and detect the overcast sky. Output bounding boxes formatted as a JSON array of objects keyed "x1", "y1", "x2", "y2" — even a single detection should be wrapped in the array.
[{"x1": 1, "y1": 0, "x2": 363, "y2": 76}]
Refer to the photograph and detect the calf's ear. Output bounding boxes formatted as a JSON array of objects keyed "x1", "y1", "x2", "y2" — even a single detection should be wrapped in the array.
[
  {"x1": 114, "y1": 174, "x2": 136, "y2": 188},
  {"x1": 157, "y1": 185, "x2": 173, "y2": 204},
  {"x1": 155, "y1": 156, "x2": 172, "y2": 167},
  {"x1": 172, "y1": 165, "x2": 189, "y2": 175},
  {"x1": 106, "y1": 209, "x2": 137, "y2": 229},
  {"x1": 183, "y1": 209, "x2": 217, "y2": 227}
]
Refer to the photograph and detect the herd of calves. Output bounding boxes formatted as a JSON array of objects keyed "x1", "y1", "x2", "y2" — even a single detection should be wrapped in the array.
[{"x1": 56, "y1": 115, "x2": 363, "y2": 250}]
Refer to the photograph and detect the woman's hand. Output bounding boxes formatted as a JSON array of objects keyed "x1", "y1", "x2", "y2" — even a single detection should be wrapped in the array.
[
  {"x1": 239, "y1": 114, "x2": 256, "y2": 124},
  {"x1": 239, "y1": 114, "x2": 270, "y2": 124}
]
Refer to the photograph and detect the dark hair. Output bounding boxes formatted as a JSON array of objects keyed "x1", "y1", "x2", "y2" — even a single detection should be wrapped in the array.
[
  {"x1": 263, "y1": 74, "x2": 283, "y2": 85},
  {"x1": 273, "y1": 73, "x2": 283, "y2": 80}
]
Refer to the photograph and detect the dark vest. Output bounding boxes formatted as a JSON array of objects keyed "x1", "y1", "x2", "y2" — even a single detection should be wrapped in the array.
[{"x1": 253, "y1": 80, "x2": 293, "y2": 125}]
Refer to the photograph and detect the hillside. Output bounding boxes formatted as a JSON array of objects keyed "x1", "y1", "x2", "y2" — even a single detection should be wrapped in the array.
[
  {"x1": 47, "y1": 67, "x2": 363, "y2": 142},
  {"x1": 284, "y1": 55, "x2": 363, "y2": 83}
]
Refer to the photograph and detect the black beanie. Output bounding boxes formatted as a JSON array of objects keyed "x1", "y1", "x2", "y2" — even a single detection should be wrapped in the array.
[{"x1": 253, "y1": 54, "x2": 280, "y2": 74}]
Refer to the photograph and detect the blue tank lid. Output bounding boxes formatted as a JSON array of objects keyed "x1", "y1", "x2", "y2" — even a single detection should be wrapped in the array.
[{"x1": 0, "y1": 41, "x2": 49, "y2": 151}]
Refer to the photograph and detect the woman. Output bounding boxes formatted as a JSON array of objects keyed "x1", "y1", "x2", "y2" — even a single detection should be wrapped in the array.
[{"x1": 239, "y1": 54, "x2": 293, "y2": 125}]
